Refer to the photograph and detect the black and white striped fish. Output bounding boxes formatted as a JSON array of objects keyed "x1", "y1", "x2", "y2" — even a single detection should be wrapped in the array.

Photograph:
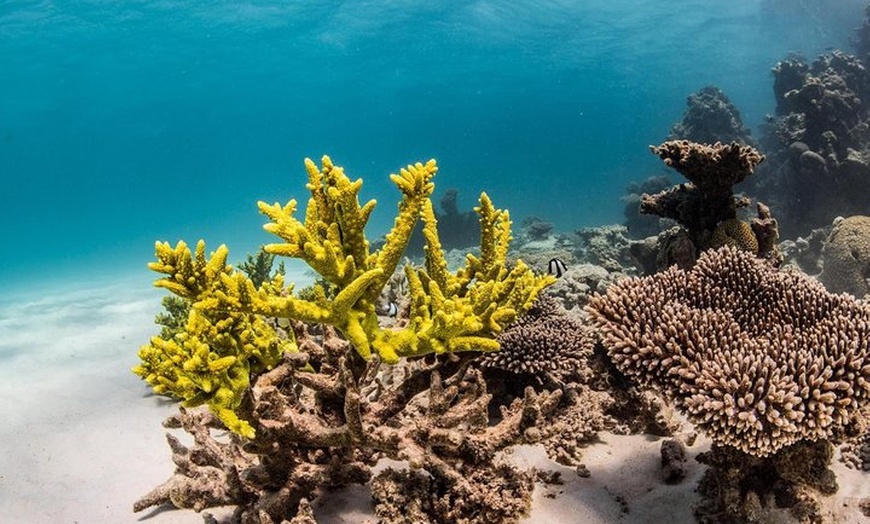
[{"x1": 547, "y1": 257, "x2": 568, "y2": 278}]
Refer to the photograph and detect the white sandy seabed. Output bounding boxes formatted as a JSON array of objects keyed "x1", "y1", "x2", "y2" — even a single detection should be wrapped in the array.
[{"x1": 0, "y1": 273, "x2": 867, "y2": 524}]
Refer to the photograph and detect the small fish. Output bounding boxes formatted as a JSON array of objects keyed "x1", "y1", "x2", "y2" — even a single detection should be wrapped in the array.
[
  {"x1": 387, "y1": 301, "x2": 399, "y2": 317},
  {"x1": 547, "y1": 258, "x2": 568, "y2": 278}
]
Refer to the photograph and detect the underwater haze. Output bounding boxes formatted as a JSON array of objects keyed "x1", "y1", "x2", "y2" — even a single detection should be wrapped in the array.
[{"x1": 0, "y1": 0, "x2": 864, "y2": 296}]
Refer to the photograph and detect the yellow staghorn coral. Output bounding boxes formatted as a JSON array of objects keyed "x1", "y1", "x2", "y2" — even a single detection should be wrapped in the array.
[
  {"x1": 134, "y1": 240, "x2": 294, "y2": 438},
  {"x1": 136, "y1": 155, "x2": 552, "y2": 436},
  {"x1": 373, "y1": 191, "x2": 555, "y2": 362}
]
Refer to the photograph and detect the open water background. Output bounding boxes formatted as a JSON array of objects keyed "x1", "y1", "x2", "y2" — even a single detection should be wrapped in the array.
[{"x1": 0, "y1": 0, "x2": 864, "y2": 295}]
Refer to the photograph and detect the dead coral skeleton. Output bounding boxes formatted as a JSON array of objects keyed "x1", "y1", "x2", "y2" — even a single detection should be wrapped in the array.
[{"x1": 135, "y1": 318, "x2": 571, "y2": 523}]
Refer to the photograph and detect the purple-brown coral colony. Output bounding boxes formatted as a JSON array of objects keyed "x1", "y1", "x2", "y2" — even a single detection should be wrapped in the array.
[{"x1": 133, "y1": 13, "x2": 870, "y2": 524}]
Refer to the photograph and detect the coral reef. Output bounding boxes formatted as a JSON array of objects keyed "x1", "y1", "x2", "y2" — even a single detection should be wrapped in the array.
[
  {"x1": 135, "y1": 310, "x2": 567, "y2": 522},
  {"x1": 135, "y1": 157, "x2": 553, "y2": 438},
  {"x1": 639, "y1": 140, "x2": 773, "y2": 264},
  {"x1": 818, "y1": 215, "x2": 870, "y2": 298},
  {"x1": 586, "y1": 246, "x2": 870, "y2": 457},
  {"x1": 623, "y1": 85, "x2": 755, "y2": 241},
  {"x1": 545, "y1": 262, "x2": 625, "y2": 313},
  {"x1": 668, "y1": 85, "x2": 757, "y2": 147},
  {"x1": 779, "y1": 226, "x2": 830, "y2": 276},
  {"x1": 519, "y1": 215, "x2": 555, "y2": 242},
  {"x1": 572, "y1": 224, "x2": 639, "y2": 272},
  {"x1": 587, "y1": 245, "x2": 870, "y2": 520}
]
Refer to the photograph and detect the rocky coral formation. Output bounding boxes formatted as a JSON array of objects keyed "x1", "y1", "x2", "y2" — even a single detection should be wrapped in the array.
[
  {"x1": 639, "y1": 140, "x2": 774, "y2": 264},
  {"x1": 695, "y1": 440, "x2": 839, "y2": 523},
  {"x1": 135, "y1": 320, "x2": 563, "y2": 523},
  {"x1": 545, "y1": 263, "x2": 626, "y2": 313},
  {"x1": 839, "y1": 418, "x2": 870, "y2": 471},
  {"x1": 587, "y1": 245, "x2": 870, "y2": 521},
  {"x1": 586, "y1": 246, "x2": 870, "y2": 457},
  {"x1": 371, "y1": 461, "x2": 534, "y2": 524},
  {"x1": 621, "y1": 175, "x2": 673, "y2": 239},
  {"x1": 623, "y1": 86, "x2": 756, "y2": 241},
  {"x1": 668, "y1": 85, "x2": 757, "y2": 147},
  {"x1": 519, "y1": 215, "x2": 555, "y2": 242},
  {"x1": 818, "y1": 215, "x2": 870, "y2": 298},
  {"x1": 135, "y1": 156, "x2": 553, "y2": 440},
  {"x1": 757, "y1": 42, "x2": 870, "y2": 237},
  {"x1": 779, "y1": 226, "x2": 830, "y2": 276},
  {"x1": 572, "y1": 224, "x2": 640, "y2": 272}
]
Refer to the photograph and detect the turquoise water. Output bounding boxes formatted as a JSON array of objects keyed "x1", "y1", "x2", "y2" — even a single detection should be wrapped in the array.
[{"x1": 0, "y1": 0, "x2": 863, "y2": 294}]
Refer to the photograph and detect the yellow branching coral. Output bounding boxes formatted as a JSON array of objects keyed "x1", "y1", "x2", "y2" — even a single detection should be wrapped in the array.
[
  {"x1": 208, "y1": 155, "x2": 551, "y2": 364},
  {"x1": 133, "y1": 240, "x2": 294, "y2": 438},
  {"x1": 136, "y1": 155, "x2": 552, "y2": 436}
]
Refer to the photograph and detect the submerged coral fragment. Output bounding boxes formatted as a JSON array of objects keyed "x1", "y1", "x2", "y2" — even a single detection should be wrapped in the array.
[{"x1": 587, "y1": 246, "x2": 870, "y2": 457}]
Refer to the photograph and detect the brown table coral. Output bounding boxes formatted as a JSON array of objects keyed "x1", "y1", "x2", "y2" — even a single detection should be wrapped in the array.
[
  {"x1": 640, "y1": 140, "x2": 769, "y2": 262},
  {"x1": 587, "y1": 246, "x2": 870, "y2": 521},
  {"x1": 587, "y1": 245, "x2": 870, "y2": 458}
]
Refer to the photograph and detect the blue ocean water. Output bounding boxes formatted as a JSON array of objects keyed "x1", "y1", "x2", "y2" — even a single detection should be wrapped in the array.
[{"x1": 0, "y1": 0, "x2": 864, "y2": 296}]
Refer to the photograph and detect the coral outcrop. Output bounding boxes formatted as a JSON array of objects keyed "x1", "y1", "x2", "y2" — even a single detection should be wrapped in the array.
[
  {"x1": 639, "y1": 140, "x2": 775, "y2": 264},
  {"x1": 480, "y1": 295, "x2": 592, "y2": 381},
  {"x1": 135, "y1": 156, "x2": 553, "y2": 439},
  {"x1": 668, "y1": 85, "x2": 757, "y2": 147},
  {"x1": 586, "y1": 246, "x2": 870, "y2": 457},
  {"x1": 757, "y1": 32, "x2": 870, "y2": 236},
  {"x1": 695, "y1": 440, "x2": 839, "y2": 523},
  {"x1": 573, "y1": 224, "x2": 638, "y2": 272},
  {"x1": 818, "y1": 215, "x2": 870, "y2": 298},
  {"x1": 135, "y1": 321, "x2": 565, "y2": 523}
]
